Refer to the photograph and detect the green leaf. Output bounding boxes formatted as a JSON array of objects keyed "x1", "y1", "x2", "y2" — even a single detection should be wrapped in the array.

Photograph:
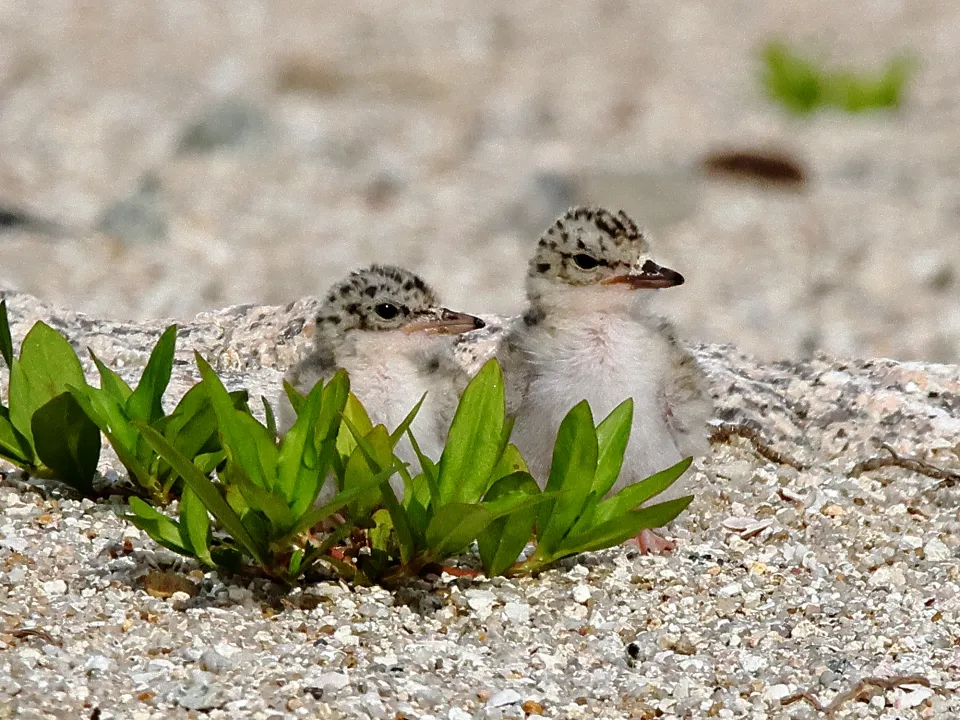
[
  {"x1": 0, "y1": 411, "x2": 31, "y2": 466},
  {"x1": 230, "y1": 466, "x2": 295, "y2": 532},
  {"x1": 437, "y1": 359, "x2": 505, "y2": 504},
  {"x1": 9, "y1": 321, "x2": 87, "y2": 448},
  {"x1": 89, "y1": 350, "x2": 134, "y2": 404},
  {"x1": 478, "y1": 472, "x2": 540, "y2": 577},
  {"x1": 556, "y1": 496, "x2": 693, "y2": 557},
  {"x1": 126, "y1": 325, "x2": 177, "y2": 423},
  {"x1": 591, "y1": 457, "x2": 693, "y2": 528},
  {"x1": 369, "y1": 508, "x2": 395, "y2": 555},
  {"x1": 489, "y1": 443, "x2": 528, "y2": 484},
  {"x1": 0, "y1": 299, "x2": 13, "y2": 369},
  {"x1": 424, "y1": 503, "x2": 492, "y2": 561},
  {"x1": 196, "y1": 353, "x2": 278, "y2": 491},
  {"x1": 282, "y1": 380, "x2": 307, "y2": 416},
  {"x1": 31, "y1": 392, "x2": 101, "y2": 494},
  {"x1": 262, "y1": 397, "x2": 277, "y2": 439},
  {"x1": 277, "y1": 461, "x2": 400, "y2": 543},
  {"x1": 276, "y1": 371, "x2": 348, "y2": 516},
  {"x1": 342, "y1": 421, "x2": 395, "y2": 519},
  {"x1": 136, "y1": 421, "x2": 266, "y2": 566},
  {"x1": 389, "y1": 393, "x2": 425, "y2": 448},
  {"x1": 335, "y1": 392, "x2": 373, "y2": 467},
  {"x1": 178, "y1": 486, "x2": 214, "y2": 566},
  {"x1": 125, "y1": 497, "x2": 190, "y2": 556},
  {"x1": 405, "y1": 428, "x2": 439, "y2": 503},
  {"x1": 536, "y1": 400, "x2": 598, "y2": 554},
  {"x1": 67, "y1": 383, "x2": 154, "y2": 493},
  {"x1": 593, "y1": 398, "x2": 633, "y2": 498}
]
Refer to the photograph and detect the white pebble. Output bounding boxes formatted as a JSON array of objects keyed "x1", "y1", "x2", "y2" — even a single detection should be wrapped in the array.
[
  {"x1": 487, "y1": 689, "x2": 522, "y2": 707},
  {"x1": 41, "y1": 579, "x2": 67, "y2": 596},
  {"x1": 572, "y1": 584, "x2": 591, "y2": 604},
  {"x1": 924, "y1": 538, "x2": 951, "y2": 562}
]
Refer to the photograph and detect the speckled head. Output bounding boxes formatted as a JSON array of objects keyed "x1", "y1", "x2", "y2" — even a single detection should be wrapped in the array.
[
  {"x1": 526, "y1": 206, "x2": 684, "y2": 319},
  {"x1": 316, "y1": 265, "x2": 484, "y2": 341}
]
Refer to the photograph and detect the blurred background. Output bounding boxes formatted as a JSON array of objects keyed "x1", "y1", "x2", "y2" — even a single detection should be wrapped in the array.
[{"x1": 0, "y1": 1, "x2": 957, "y2": 362}]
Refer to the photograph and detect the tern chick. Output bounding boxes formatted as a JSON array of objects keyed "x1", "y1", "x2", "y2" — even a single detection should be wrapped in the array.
[
  {"x1": 280, "y1": 265, "x2": 484, "y2": 499},
  {"x1": 501, "y1": 206, "x2": 712, "y2": 553}
]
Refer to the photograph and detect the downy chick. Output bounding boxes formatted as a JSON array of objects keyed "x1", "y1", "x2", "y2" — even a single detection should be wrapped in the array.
[
  {"x1": 502, "y1": 206, "x2": 712, "y2": 552},
  {"x1": 280, "y1": 265, "x2": 485, "y2": 499}
]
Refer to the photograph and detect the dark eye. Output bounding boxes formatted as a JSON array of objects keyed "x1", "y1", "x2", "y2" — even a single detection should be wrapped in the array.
[
  {"x1": 573, "y1": 253, "x2": 599, "y2": 270},
  {"x1": 374, "y1": 302, "x2": 400, "y2": 320}
]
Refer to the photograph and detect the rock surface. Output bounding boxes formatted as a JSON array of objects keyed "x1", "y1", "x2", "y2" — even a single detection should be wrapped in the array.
[{"x1": 1, "y1": 291, "x2": 959, "y2": 719}]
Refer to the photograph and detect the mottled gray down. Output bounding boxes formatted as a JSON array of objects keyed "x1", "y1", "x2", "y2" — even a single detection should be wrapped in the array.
[{"x1": 1, "y1": 288, "x2": 957, "y2": 479}]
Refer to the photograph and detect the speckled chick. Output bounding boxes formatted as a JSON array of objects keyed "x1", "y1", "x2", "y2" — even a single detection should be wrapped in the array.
[
  {"x1": 280, "y1": 265, "x2": 484, "y2": 498},
  {"x1": 500, "y1": 206, "x2": 712, "y2": 552}
]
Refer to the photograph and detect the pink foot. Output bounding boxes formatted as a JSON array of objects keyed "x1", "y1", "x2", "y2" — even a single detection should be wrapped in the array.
[{"x1": 632, "y1": 529, "x2": 676, "y2": 555}]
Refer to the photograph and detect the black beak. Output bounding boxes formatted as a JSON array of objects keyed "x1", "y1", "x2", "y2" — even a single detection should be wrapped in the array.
[{"x1": 601, "y1": 260, "x2": 685, "y2": 289}]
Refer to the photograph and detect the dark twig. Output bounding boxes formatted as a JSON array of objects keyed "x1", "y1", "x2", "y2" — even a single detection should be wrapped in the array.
[
  {"x1": 850, "y1": 443, "x2": 960, "y2": 487},
  {"x1": 709, "y1": 422, "x2": 809, "y2": 471},
  {"x1": 781, "y1": 675, "x2": 933, "y2": 718}
]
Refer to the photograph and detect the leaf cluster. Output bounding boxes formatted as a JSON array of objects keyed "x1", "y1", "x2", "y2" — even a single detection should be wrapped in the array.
[
  {"x1": 762, "y1": 42, "x2": 914, "y2": 115},
  {"x1": 0, "y1": 308, "x2": 695, "y2": 585}
]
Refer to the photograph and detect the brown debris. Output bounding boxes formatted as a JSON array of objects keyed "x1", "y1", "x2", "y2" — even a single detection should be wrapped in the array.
[
  {"x1": 781, "y1": 675, "x2": 934, "y2": 718},
  {"x1": 850, "y1": 443, "x2": 960, "y2": 486},
  {"x1": 709, "y1": 422, "x2": 809, "y2": 471}
]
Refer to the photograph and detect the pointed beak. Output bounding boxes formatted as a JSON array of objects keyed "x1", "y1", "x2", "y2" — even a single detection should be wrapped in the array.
[
  {"x1": 601, "y1": 260, "x2": 685, "y2": 290},
  {"x1": 403, "y1": 308, "x2": 486, "y2": 336}
]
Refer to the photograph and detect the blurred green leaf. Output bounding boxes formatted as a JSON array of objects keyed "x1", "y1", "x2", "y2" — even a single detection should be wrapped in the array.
[
  {"x1": 89, "y1": 350, "x2": 134, "y2": 404},
  {"x1": 126, "y1": 497, "x2": 190, "y2": 556},
  {"x1": 0, "y1": 299, "x2": 14, "y2": 369}
]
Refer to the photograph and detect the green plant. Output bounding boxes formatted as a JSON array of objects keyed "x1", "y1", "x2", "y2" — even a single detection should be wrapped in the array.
[
  {"x1": 0, "y1": 300, "x2": 101, "y2": 494},
  {"x1": 67, "y1": 326, "x2": 248, "y2": 504},
  {"x1": 127, "y1": 354, "x2": 398, "y2": 582},
  {"x1": 761, "y1": 42, "x2": 913, "y2": 115}
]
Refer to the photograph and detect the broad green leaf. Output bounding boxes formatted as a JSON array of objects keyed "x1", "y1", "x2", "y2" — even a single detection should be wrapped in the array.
[
  {"x1": 489, "y1": 443, "x2": 528, "y2": 484},
  {"x1": 178, "y1": 486, "x2": 214, "y2": 566},
  {"x1": 136, "y1": 422, "x2": 266, "y2": 565},
  {"x1": 336, "y1": 392, "x2": 372, "y2": 465},
  {"x1": 126, "y1": 497, "x2": 190, "y2": 555},
  {"x1": 389, "y1": 393, "x2": 426, "y2": 448},
  {"x1": 478, "y1": 472, "x2": 540, "y2": 577},
  {"x1": 31, "y1": 392, "x2": 101, "y2": 494},
  {"x1": 0, "y1": 411, "x2": 31, "y2": 466},
  {"x1": 342, "y1": 421, "x2": 395, "y2": 519},
  {"x1": 555, "y1": 496, "x2": 693, "y2": 558},
  {"x1": 67, "y1": 384, "x2": 153, "y2": 492},
  {"x1": 89, "y1": 350, "x2": 133, "y2": 404},
  {"x1": 9, "y1": 322, "x2": 87, "y2": 446},
  {"x1": 591, "y1": 457, "x2": 693, "y2": 528},
  {"x1": 0, "y1": 299, "x2": 13, "y2": 369},
  {"x1": 437, "y1": 359, "x2": 505, "y2": 504},
  {"x1": 287, "y1": 549, "x2": 304, "y2": 577},
  {"x1": 593, "y1": 398, "x2": 633, "y2": 497},
  {"x1": 126, "y1": 325, "x2": 176, "y2": 423},
  {"x1": 424, "y1": 503, "x2": 492, "y2": 561},
  {"x1": 537, "y1": 401, "x2": 598, "y2": 554}
]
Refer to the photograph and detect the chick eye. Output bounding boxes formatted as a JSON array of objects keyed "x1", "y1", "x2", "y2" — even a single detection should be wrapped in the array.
[
  {"x1": 573, "y1": 253, "x2": 599, "y2": 270},
  {"x1": 374, "y1": 302, "x2": 400, "y2": 320}
]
